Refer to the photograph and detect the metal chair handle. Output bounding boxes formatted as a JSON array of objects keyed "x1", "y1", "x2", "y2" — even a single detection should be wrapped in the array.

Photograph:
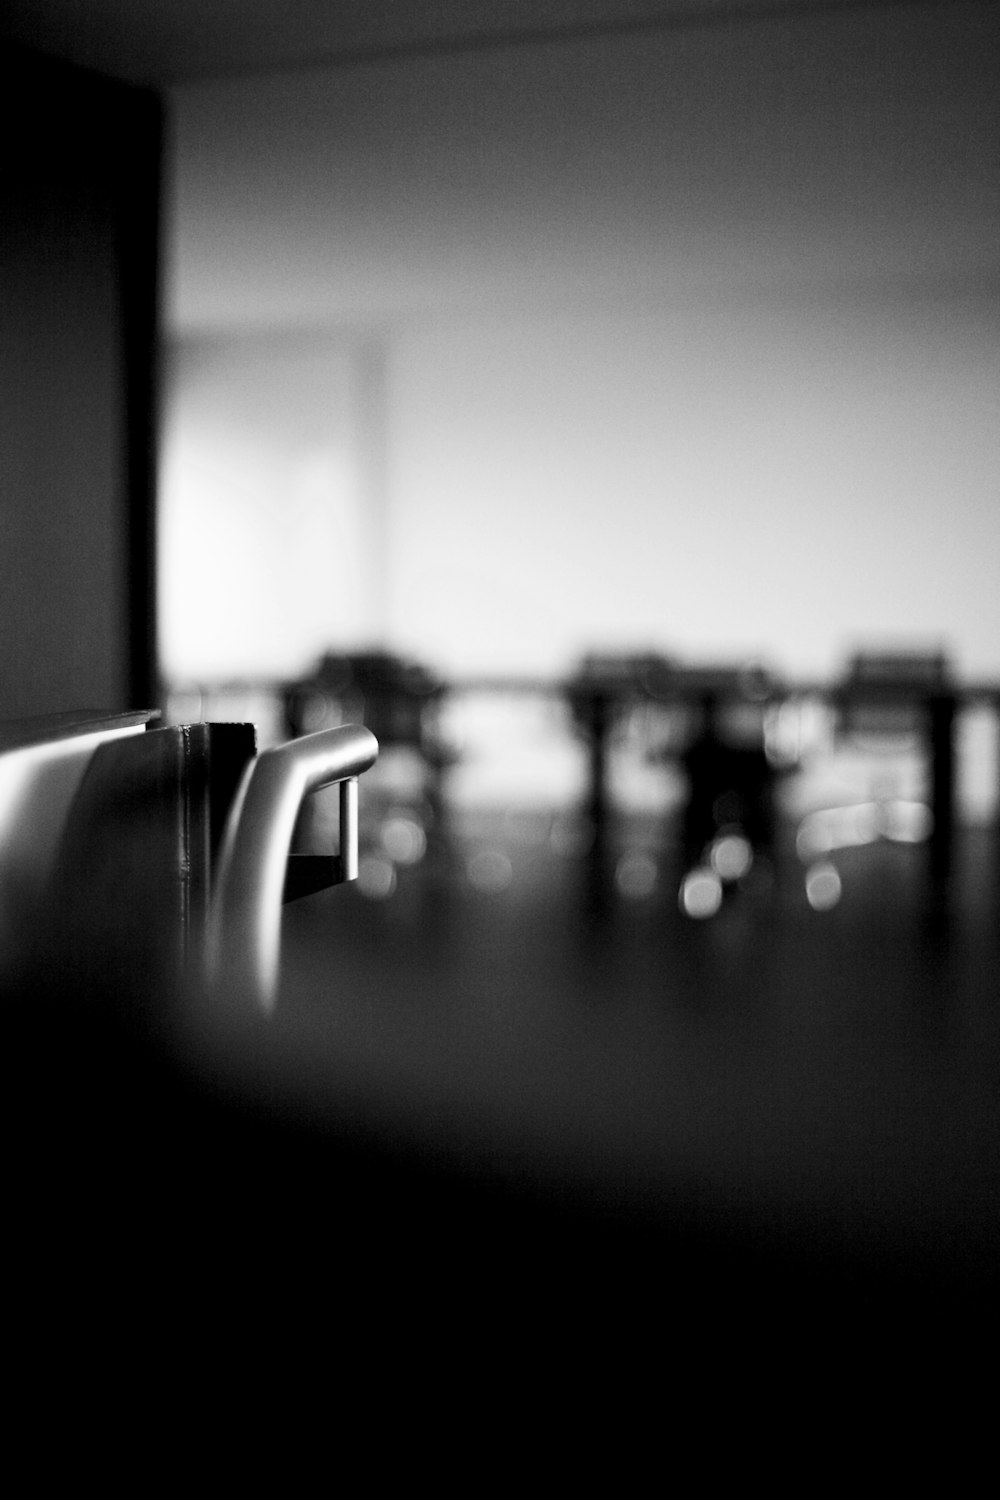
[{"x1": 206, "y1": 724, "x2": 378, "y2": 1012}]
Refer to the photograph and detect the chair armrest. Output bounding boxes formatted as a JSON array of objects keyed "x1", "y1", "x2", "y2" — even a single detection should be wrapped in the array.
[{"x1": 206, "y1": 724, "x2": 378, "y2": 1011}]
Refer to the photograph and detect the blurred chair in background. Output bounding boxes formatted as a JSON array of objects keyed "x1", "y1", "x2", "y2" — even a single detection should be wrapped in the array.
[
  {"x1": 795, "y1": 650, "x2": 956, "y2": 910},
  {"x1": 565, "y1": 654, "x2": 787, "y2": 917},
  {"x1": 657, "y1": 662, "x2": 786, "y2": 917},
  {"x1": 283, "y1": 650, "x2": 459, "y2": 893},
  {"x1": 566, "y1": 652, "x2": 676, "y2": 847}
]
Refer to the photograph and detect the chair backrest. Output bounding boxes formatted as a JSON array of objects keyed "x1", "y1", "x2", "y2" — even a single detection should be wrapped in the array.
[
  {"x1": 285, "y1": 650, "x2": 443, "y2": 749},
  {"x1": 0, "y1": 712, "x2": 156, "y2": 987},
  {"x1": 2, "y1": 715, "x2": 257, "y2": 1010},
  {"x1": 2, "y1": 712, "x2": 378, "y2": 1017},
  {"x1": 836, "y1": 651, "x2": 952, "y2": 744}
]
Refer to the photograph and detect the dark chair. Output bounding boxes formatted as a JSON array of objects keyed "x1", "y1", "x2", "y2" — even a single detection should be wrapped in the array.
[
  {"x1": 795, "y1": 650, "x2": 956, "y2": 907},
  {"x1": 670, "y1": 664, "x2": 780, "y2": 869},
  {"x1": 634, "y1": 662, "x2": 786, "y2": 914},
  {"x1": 566, "y1": 651, "x2": 676, "y2": 834}
]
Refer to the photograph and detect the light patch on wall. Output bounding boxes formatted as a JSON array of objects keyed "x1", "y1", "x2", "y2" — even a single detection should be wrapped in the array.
[{"x1": 158, "y1": 337, "x2": 374, "y2": 682}]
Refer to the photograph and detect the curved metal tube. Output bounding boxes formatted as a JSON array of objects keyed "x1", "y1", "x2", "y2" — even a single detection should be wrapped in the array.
[{"x1": 206, "y1": 724, "x2": 378, "y2": 1012}]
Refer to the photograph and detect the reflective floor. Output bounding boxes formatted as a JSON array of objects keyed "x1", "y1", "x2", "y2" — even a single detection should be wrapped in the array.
[
  {"x1": 10, "y1": 789, "x2": 998, "y2": 1384},
  {"x1": 273, "y1": 798, "x2": 1000, "y2": 1305}
]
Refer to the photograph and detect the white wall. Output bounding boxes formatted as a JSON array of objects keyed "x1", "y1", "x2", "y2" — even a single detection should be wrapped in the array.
[
  {"x1": 386, "y1": 284, "x2": 999, "y2": 678},
  {"x1": 162, "y1": 1, "x2": 1000, "y2": 684},
  {"x1": 160, "y1": 335, "x2": 379, "y2": 679}
]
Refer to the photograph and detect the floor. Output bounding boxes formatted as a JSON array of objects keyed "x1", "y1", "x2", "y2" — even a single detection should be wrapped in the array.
[
  {"x1": 9, "y1": 747, "x2": 998, "y2": 1384},
  {"x1": 265, "y1": 787, "x2": 1000, "y2": 1306}
]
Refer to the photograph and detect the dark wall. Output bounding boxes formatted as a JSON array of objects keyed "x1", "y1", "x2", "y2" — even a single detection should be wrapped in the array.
[{"x1": 0, "y1": 45, "x2": 162, "y2": 718}]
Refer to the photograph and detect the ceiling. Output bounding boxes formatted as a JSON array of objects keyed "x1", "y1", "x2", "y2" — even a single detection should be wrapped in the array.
[
  {"x1": 0, "y1": 0, "x2": 932, "y2": 87},
  {"x1": 5, "y1": 0, "x2": 993, "y2": 332}
]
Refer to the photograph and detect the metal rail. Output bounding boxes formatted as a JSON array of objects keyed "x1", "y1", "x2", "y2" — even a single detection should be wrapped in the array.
[{"x1": 206, "y1": 724, "x2": 378, "y2": 1012}]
